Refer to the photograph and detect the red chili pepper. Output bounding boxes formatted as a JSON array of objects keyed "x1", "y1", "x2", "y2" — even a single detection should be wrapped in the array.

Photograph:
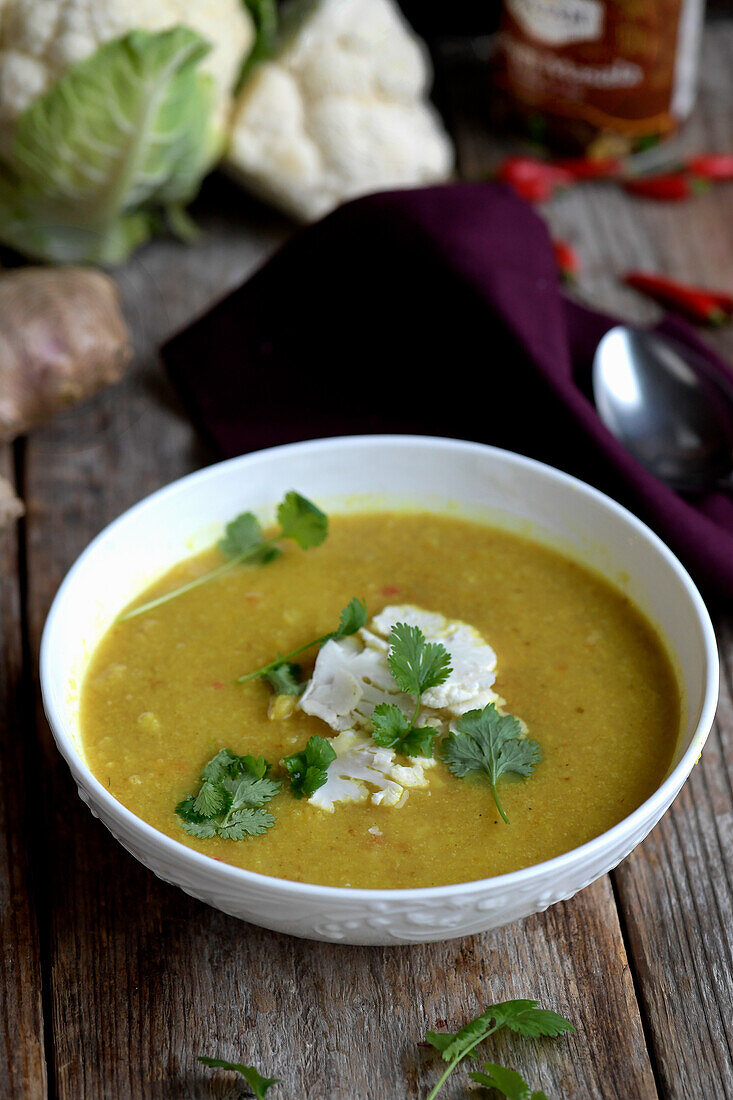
[
  {"x1": 624, "y1": 272, "x2": 733, "y2": 325},
  {"x1": 553, "y1": 156, "x2": 623, "y2": 181},
  {"x1": 624, "y1": 172, "x2": 709, "y2": 201},
  {"x1": 686, "y1": 153, "x2": 733, "y2": 181},
  {"x1": 496, "y1": 156, "x2": 573, "y2": 202},
  {"x1": 553, "y1": 240, "x2": 581, "y2": 282}
]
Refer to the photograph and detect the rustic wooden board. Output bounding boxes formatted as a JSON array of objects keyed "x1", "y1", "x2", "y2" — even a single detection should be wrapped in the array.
[
  {"x1": 0, "y1": 447, "x2": 47, "y2": 1099},
  {"x1": 10, "y1": 21, "x2": 733, "y2": 1100}
]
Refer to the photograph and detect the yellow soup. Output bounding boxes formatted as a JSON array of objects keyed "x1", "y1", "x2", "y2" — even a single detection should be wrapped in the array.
[{"x1": 80, "y1": 512, "x2": 680, "y2": 888}]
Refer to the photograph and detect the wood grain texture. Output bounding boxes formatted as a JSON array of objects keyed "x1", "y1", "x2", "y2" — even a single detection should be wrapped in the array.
[
  {"x1": 0, "y1": 447, "x2": 47, "y2": 1099},
  {"x1": 613, "y1": 625, "x2": 733, "y2": 1100},
  {"x1": 12, "y1": 21, "x2": 733, "y2": 1100}
]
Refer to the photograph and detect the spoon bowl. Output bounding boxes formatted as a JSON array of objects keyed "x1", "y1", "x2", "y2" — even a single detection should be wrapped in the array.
[{"x1": 592, "y1": 325, "x2": 733, "y2": 493}]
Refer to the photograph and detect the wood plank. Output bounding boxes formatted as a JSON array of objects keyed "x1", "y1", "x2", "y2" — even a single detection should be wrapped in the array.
[
  {"x1": 0, "y1": 446, "x2": 47, "y2": 1098},
  {"x1": 20, "y1": 178, "x2": 659, "y2": 1097},
  {"x1": 613, "y1": 625, "x2": 733, "y2": 1099}
]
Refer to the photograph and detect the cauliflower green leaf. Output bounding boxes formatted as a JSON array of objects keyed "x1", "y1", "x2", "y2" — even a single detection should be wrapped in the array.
[{"x1": 0, "y1": 28, "x2": 220, "y2": 264}]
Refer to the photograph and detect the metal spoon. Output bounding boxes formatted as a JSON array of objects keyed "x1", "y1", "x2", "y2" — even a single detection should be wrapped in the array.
[{"x1": 592, "y1": 325, "x2": 733, "y2": 494}]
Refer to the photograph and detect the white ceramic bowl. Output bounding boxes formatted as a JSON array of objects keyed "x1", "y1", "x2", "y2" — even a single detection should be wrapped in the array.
[{"x1": 41, "y1": 436, "x2": 718, "y2": 945}]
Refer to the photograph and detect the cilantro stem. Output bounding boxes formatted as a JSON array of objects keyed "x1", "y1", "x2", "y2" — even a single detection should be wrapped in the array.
[
  {"x1": 118, "y1": 555, "x2": 246, "y2": 622},
  {"x1": 492, "y1": 781, "x2": 510, "y2": 825},
  {"x1": 426, "y1": 1026, "x2": 499, "y2": 1100},
  {"x1": 236, "y1": 631, "x2": 335, "y2": 684},
  {"x1": 237, "y1": 599, "x2": 367, "y2": 686}
]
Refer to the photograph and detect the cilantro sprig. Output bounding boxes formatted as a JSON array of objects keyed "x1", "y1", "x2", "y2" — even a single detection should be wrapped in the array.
[
  {"x1": 442, "y1": 702, "x2": 542, "y2": 824},
  {"x1": 176, "y1": 749, "x2": 280, "y2": 840},
  {"x1": 198, "y1": 1056, "x2": 279, "y2": 1098},
  {"x1": 282, "y1": 734, "x2": 337, "y2": 798},
  {"x1": 237, "y1": 597, "x2": 367, "y2": 686},
  {"x1": 370, "y1": 622, "x2": 452, "y2": 758},
  {"x1": 119, "y1": 491, "x2": 328, "y2": 622},
  {"x1": 425, "y1": 999, "x2": 575, "y2": 1099}
]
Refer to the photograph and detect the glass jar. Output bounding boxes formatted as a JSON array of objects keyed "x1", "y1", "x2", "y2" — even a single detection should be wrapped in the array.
[{"x1": 494, "y1": 0, "x2": 706, "y2": 155}]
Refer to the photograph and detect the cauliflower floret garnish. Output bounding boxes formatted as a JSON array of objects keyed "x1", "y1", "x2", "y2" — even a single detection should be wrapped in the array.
[
  {"x1": 307, "y1": 729, "x2": 436, "y2": 813},
  {"x1": 226, "y1": 0, "x2": 454, "y2": 221},
  {"x1": 300, "y1": 604, "x2": 503, "y2": 812},
  {"x1": 299, "y1": 604, "x2": 501, "y2": 734}
]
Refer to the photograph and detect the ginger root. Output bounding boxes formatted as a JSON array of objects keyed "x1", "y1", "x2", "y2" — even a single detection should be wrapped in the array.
[
  {"x1": 0, "y1": 475, "x2": 23, "y2": 529},
  {"x1": 0, "y1": 267, "x2": 131, "y2": 442}
]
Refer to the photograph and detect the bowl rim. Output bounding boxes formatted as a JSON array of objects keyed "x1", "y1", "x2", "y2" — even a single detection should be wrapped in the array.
[{"x1": 40, "y1": 434, "x2": 719, "y2": 902}]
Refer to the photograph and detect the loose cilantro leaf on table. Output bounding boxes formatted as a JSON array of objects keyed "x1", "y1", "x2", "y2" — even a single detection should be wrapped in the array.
[
  {"x1": 237, "y1": 597, "x2": 367, "y2": 686},
  {"x1": 176, "y1": 749, "x2": 280, "y2": 840},
  {"x1": 469, "y1": 1062, "x2": 549, "y2": 1099},
  {"x1": 425, "y1": 1000, "x2": 574, "y2": 1099},
  {"x1": 441, "y1": 703, "x2": 542, "y2": 824},
  {"x1": 282, "y1": 734, "x2": 337, "y2": 798},
  {"x1": 119, "y1": 490, "x2": 327, "y2": 621},
  {"x1": 368, "y1": 622, "x2": 451, "y2": 758},
  {"x1": 198, "y1": 1056, "x2": 279, "y2": 1098}
]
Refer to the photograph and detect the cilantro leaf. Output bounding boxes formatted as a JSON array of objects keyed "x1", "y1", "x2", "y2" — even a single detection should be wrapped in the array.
[
  {"x1": 283, "y1": 735, "x2": 337, "y2": 799},
  {"x1": 425, "y1": 1000, "x2": 574, "y2": 1100},
  {"x1": 387, "y1": 622, "x2": 452, "y2": 698},
  {"x1": 179, "y1": 818, "x2": 219, "y2": 839},
  {"x1": 198, "y1": 1055, "x2": 279, "y2": 1098},
  {"x1": 238, "y1": 599, "x2": 367, "y2": 685},
  {"x1": 334, "y1": 597, "x2": 368, "y2": 638},
  {"x1": 469, "y1": 1062, "x2": 548, "y2": 1100},
  {"x1": 276, "y1": 491, "x2": 328, "y2": 549},
  {"x1": 371, "y1": 703, "x2": 411, "y2": 746},
  {"x1": 217, "y1": 809, "x2": 275, "y2": 839},
  {"x1": 263, "y1": 662, "x2": 304, "y2": 696},
  {"x1": 218, "y1": 511, "x2": 269, "y2": 560},
  {"x1": 175, "y1": 750, "x2": 280, "y2": 840},
  {"x1": 371, "y1": 703, "x2": 436, "y2": 758},
  {"x1": 201, "y1": 748, "x2": 243, "y2": 783},
  {"x1": 442, "y1": 703, "x2": 542, "y2": 824},
  {"x1": 490, "y1": 1000, "x2": 575, "y2": 1039},
  {"x1": 400, "y1": 726, "x2": 438, "y2": 758},
  {"x1": 118, "y1": 491, "x2": 327, "y2": 622},
  {"x1": 193, "y1": 778, "x2": 229, "y2": 818}
]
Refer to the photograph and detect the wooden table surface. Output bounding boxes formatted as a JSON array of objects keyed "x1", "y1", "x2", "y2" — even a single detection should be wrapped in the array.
[{"x1": 2, "y1": 23, "x2": 732, "y2": 1100}]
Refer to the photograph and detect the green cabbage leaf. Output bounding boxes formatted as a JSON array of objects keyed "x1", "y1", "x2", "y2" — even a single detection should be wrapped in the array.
[{"x1": 0, "y1": 27, "x2": 220, "y2": 264}]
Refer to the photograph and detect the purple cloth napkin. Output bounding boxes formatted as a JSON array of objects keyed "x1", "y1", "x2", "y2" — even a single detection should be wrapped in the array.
[{"x1": 162, "y1": 182, "x2": 733, "y2": 600}]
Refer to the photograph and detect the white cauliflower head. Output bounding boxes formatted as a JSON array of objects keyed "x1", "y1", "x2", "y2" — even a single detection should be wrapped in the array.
[
  {"x1": 0, "y1": 2, "x2": 254, "y2": 263},
  {"x1": 226, "y1": 0, "x2": 454, "y2": 221},
  {"x1": 0, "y1": 0, "x2": 254, "y2": 152}
]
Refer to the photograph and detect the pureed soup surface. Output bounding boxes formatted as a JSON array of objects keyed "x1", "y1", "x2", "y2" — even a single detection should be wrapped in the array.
[{"x1": 80, "y1": 511, "x2": 680, "y2": 889}]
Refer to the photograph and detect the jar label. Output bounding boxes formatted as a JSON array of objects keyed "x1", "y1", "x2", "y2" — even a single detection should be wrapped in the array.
[{"x1": 505, "y1": 0, "x2": 604, "y2": 47}]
